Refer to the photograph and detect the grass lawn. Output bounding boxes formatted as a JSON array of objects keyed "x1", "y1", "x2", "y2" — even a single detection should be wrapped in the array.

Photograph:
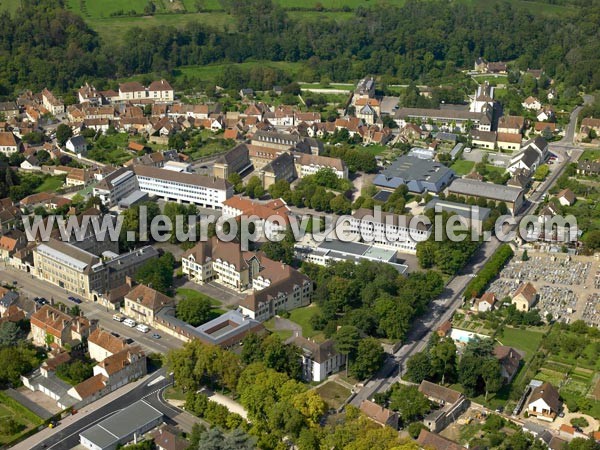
[
  {"x1": 164, "y1": 386, "x2": 187, "y2": 402},
  {"x1": 176, "y1": 288, "x2": 221, "y2": 308},
  {"x1": 34, "y1": 175, "x2": 66, "y2": 193},
  {"x1": 451, "y1": 160, "x2": 475, "y2": 176},
  {"x1": 288, "y1": 304, "x2": 323, "y2": 340},
  {"x1": 315, "y1": 381, "x2": 351, "y2": 410},
  {"x1": 580, "y1": 149, "x2": 600, "y2": 161},
  {"x1": 0, "y1": 392, "x2": 43, "y2": 446},
  {"x1": 495, "y1": 327, "x2": 545, "y2": 361},
  {"x1": 262, "y1": 319, "x2": 294, "y2": 341}
]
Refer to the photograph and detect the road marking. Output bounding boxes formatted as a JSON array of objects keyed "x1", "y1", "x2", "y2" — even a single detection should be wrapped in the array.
[{"x1": 147, "y1": 376, "x2": 165, "y2": 386}]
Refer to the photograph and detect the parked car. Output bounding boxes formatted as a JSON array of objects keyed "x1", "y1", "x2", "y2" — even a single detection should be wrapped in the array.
[
  {"x1": 151, "y1": 333, "x2": 161, "y2": 339},
  {"x1": 123, "y1": 318, "x2": 136, "y2": 328},
  {"x1": 136, "y1": 324, "x2": 150, "y2": 333},
  {"x1": 112, "y1": 314, "x2": 124, "y2": 322},
  {"x1": 72, "y1": 298, "x2": 82, "y2": 304},
  {"x1": 68, "y1": 296, "x2": 76, "y2": 301}
]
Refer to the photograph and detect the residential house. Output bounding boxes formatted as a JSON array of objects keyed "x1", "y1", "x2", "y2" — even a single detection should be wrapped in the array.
[
  {"x1": 417, "y1": 430, "x2": 466, "y2": 450},
  {"x1": 0, "y1": 230, "x2": 27, "y2": 261},
  {"x1": 92, "y1": 345, "x2": 146, "y2": 390},
  {"x1": 87, "y1": 328, "x2": 127, "y2": 362},
  {"x1": 66, "y1": 135, "x2": 87, "y2": 156},
  {"x1": 147, "y1": 79, "x2": 174, "y2": 103},
  {"x1": 537, "y1": 106, "x2": 555, "y2": 122},
  {"x1": 528, "y1": 382, "x2": 561, "y2": 421},
  {"x1": 535, "y1": 122, "x2": 556, "y2": 134},
  {"x1": 511, "y1": 282, "x2": 537, "y2": 312},
  {"x1": 20, "y1": 155, "x2": 40, "y2": 171},
  {"x1": 0, "y1": 131, "x2": 20, "y2": 156},
  {"x1": 556, "y1": 188, "x2": 575, "y2": 207},
  {"x1": 494, "y1": 345, "x2": 523, "y2": 383},
  {"x1": 78, "y1": 83, "x2": 101, "y2": 105},
  {"x1": 293, "y1": 153, "x2": 348, "y2": 179},
  {"x1": 151, "y1": 426, "x2": 189, "y2": 450},
  {"x1": 419, "y1": 380, "x2": 469, "y2": 432},
  {"x1": 473, "y1": 292, "x2": 496, "y2": 312},
  {"x1": 353, "y1": 77, "x2": 375, "y2": 102},
  {"x1": 118, "y1": 82, "x2": 147, "y2": 101},
  {"x1": 469, "y1": 130, "x2": 497, "y2": 150},
  {"x1": 291, "y1": 336, "x2": 346, "y2": 382},
  {"x1": 355, "y1": 98, "x2": 380, "y2": 125},
  {"x1": 522, "y1": 96, "x2": 542, "y2": 110},
  {"x1": 507, "y1": 136, "x2": 548, "y2": 175},
  {"x1": 41, "y1": 88, "x2": 64, "y2": 115},
  {"x1": 359, "y1": 400, "x2": 399, "y2": 429},
  {"x1": 0, "y1": 101, "x2": 19, "y2": 119},
  {"x1": 577, "y1": 159, "x2": 600, "y2": 176},
  {"x1": 437, "y1": 321, "x2": 452, "y2": 338},
  {"x1": 498, "y1": 115, "x2": 525, "y2": 135},
  {"x1": 30, "y1": 304, "x2": 96, "y2": 348},
  {"x1": 580, "y1": 117, "x2": 600, "y2": 137},
  {"x1": 123, "y1": 284, "x2": 174, "y2": 326},
  {"x1": 497, "y1": 132, "x2": 522, "y2": 151}
]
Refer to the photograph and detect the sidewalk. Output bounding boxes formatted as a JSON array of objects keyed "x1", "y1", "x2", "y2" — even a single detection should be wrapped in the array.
[{"x1": 12, "y1": 372, "x2": 161, "y2": 450}]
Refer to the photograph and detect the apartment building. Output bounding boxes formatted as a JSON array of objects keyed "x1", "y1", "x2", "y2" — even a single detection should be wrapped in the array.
[
  {"x1": 41, "y1": 88, "x2": 64, "y2": 115},
  {"x1": 348, "y1": 208, "x2": 431, "y2": 253},
  {"x1": 0, "y1": 132, "x2": 20, "y2": 156},
  {"x1": 134, "y1": 165, "x2": 232, "y2": 209},
  {"x1": 30, "y1": 305, "x2": 96, "y2": 348},
  {"x1": 123, "y1": 284, "x2": 174, "y2": 326},
  {"x1": 93, "y1": 168, "x2": 140, "y2": 207},
  {"x1": 33, "y1": 239, "x2": 157, "y2": 300}
]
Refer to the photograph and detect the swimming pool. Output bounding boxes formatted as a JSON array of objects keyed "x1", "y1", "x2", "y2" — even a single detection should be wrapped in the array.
[{"x1": 450, "y1": 328, "x2": 490, "y2": 343}]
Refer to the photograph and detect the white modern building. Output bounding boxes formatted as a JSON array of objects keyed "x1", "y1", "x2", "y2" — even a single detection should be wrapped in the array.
[
  {"x1": 134, "y1": 165, "x2": 232, "y2": 209},
  {"x1": 348, "y1": 208, "x2": 431, "y2": 253},
  {"x1": 93, "y1": 168, "x2": 140, "y2": 207}
]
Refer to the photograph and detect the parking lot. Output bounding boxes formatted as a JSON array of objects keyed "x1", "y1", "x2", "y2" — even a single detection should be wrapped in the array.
[{"x1": 487, "y1": 252, "x2": 600, "y2": 325}]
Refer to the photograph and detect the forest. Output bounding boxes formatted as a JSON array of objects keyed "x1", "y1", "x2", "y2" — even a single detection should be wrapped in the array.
[{"x1": 1, "y1": 0, "x2": 600, "y2": 95}]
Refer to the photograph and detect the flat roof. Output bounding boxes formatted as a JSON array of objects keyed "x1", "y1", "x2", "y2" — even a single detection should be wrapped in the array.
[
  {"x1": 425, "y1": 198, "x2": 491, "y2": 221},
  {"x1": 80, "y1": 400, "x2": 163, "y2": 448},
  {"x1": 118, "y1": 190, "x2": 148, "y2": 207}
]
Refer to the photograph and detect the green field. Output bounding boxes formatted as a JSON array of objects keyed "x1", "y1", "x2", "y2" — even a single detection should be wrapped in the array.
[
  {"x1": 451, "y1": 160, "x2": 475, "y2": 176},
  {"x1": 34, "y1": 175, "x2": 66, "y2": 193},
  {"x1": 0, "y1": 392, "x2": 43, "y2": 446},
  {"x1": 496, "y1": 327, "x2": 545, "y2": 360},
  {"x1": 176, "y1": 288, "x2": 221, "y2": 308},
  {"x1": 288, "y1": 304, "x2": 323, "y2": 340}
]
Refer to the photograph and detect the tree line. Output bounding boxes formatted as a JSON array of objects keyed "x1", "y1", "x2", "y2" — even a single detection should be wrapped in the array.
[{"x1": 3, "y1": 1, "x2": 600, "y2": 95}]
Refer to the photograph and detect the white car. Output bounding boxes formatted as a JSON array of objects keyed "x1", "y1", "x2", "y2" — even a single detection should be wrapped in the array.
[
  {"x1": 112, "y1": 314, "x2": 123, "y2": 322},
  {"x1": 136, "y1": 324, "x2": 150, "y2": 333},
  {"x1": 123, "y1": 318, "x2": 136, "y2": 328}
]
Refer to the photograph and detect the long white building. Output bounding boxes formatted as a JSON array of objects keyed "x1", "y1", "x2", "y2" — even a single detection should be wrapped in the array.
[
  {"x1": 348, "y1": 208, "x2": 431, "y2": 253},
  {"x1": 133, "y1": 165, "x2": 232, "y2": 209}
]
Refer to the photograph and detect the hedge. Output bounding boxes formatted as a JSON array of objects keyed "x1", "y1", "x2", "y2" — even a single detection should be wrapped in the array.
[{"x1": 463, "y1": 244, "x2": 514, "y2": 299}]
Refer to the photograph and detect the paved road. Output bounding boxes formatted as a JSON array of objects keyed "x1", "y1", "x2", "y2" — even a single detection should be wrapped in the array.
[
  {"x1": 349, "y1": 102, "x2": 585, "y2": 406},
  {"x1": 21, "y1": 369, "x2": 180, "y2": 450},
  {"x1": 0, "y1": 266, "x2": 183, "y2": 355}
]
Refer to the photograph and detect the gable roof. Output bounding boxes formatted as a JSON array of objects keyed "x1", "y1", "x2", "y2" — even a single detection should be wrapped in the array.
[
  {"x1": 513, "y1": 282, "x2": 537, "y2": 304},
  {"x1": 494, "y1": 345, "x2": 523, "y2": 377},
  {"x1": 88, "y1": 328, "x2": 127, "y2": 355},
  {"x1": 529, "y1": 382, "x2": 561, "y2": 411},
  {"x1": 419, "y1": 380, "x2": 463, "y2": 404},
  {"x1": 97, "y1": 345, "x2": 144, "y2": 376},
  {"x1": 72, "y1": 373, "x2": 106, "y2": 399},
  {"x1": 359, "y1": 399, "x2": 398, "y2": 427},
  {"x1": 556, "y1": 188, "x2": 575, "y2": 204},
  {"x1": 125, "y1": 285, "x2": 173, "y2": 312},
  {"x1": 290, "y1": 336, "x2": 339, "y2": 364},
  {"x1": 417, "y1": 429, "x2": 465, "y2": 450}
]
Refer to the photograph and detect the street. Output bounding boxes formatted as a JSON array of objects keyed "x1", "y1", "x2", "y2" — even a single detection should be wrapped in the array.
[
  {"x1": 0, "y1": 266, "x2": 183, "y2": 355},
  {"x1": 349, "y1": 98, "x2": 586, "y2": 406}
]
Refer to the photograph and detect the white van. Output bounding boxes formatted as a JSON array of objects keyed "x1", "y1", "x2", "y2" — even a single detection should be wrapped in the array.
[
  {"x1": 112, "y1": 314, "x2": 123, "y2": 322},
  {"x1": 136, "y1": 324, "x2": 150, "y2": 333},
  {"x1": 123, "y1": 318, "x2": 136, "y2": 328}
]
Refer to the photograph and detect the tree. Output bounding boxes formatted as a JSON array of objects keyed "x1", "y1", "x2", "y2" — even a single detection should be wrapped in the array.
[
  {"x1": 0, "y1": 345, "x2": 40, "y2": 387},
  {"x1": 480, "y1": 358, "x2": 503, "y2": 400},
  {"x1": 389, "y1": 384, "x2": 431, "y2": 423},
  {"x1": 429, "y1": 337, "x2": 457, "y2": 384},
  {"x1": 135, "y1": 253, "x2": 174, "y2": 294},
  {"x1": 245, "y1": 176, "x2": 264, "y2": 199},
  {"x1": 176, "y1": 295, "x2": 213, "y2": 326},
  {"x1": 56, "y1": 124, "x2": 73, "y2": 146},
  {"x1": 0, "y1": 418, "x2": 23, "y2": 436},
  {"x1": 196, "y1": 427, "x2": 256, "y2": 450},
  {"x1": 522, "y1": 249, "x2": 529, "y2": 261},
  {"x1": 351, "y1": 337, "x2": 384, "y2": 380},
  {"x1": 334, "y1": 326, "x2": 359, "y2": 375},
  {"x1": 0, "y1": 322, "x2": 20, "y2": 347}
]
